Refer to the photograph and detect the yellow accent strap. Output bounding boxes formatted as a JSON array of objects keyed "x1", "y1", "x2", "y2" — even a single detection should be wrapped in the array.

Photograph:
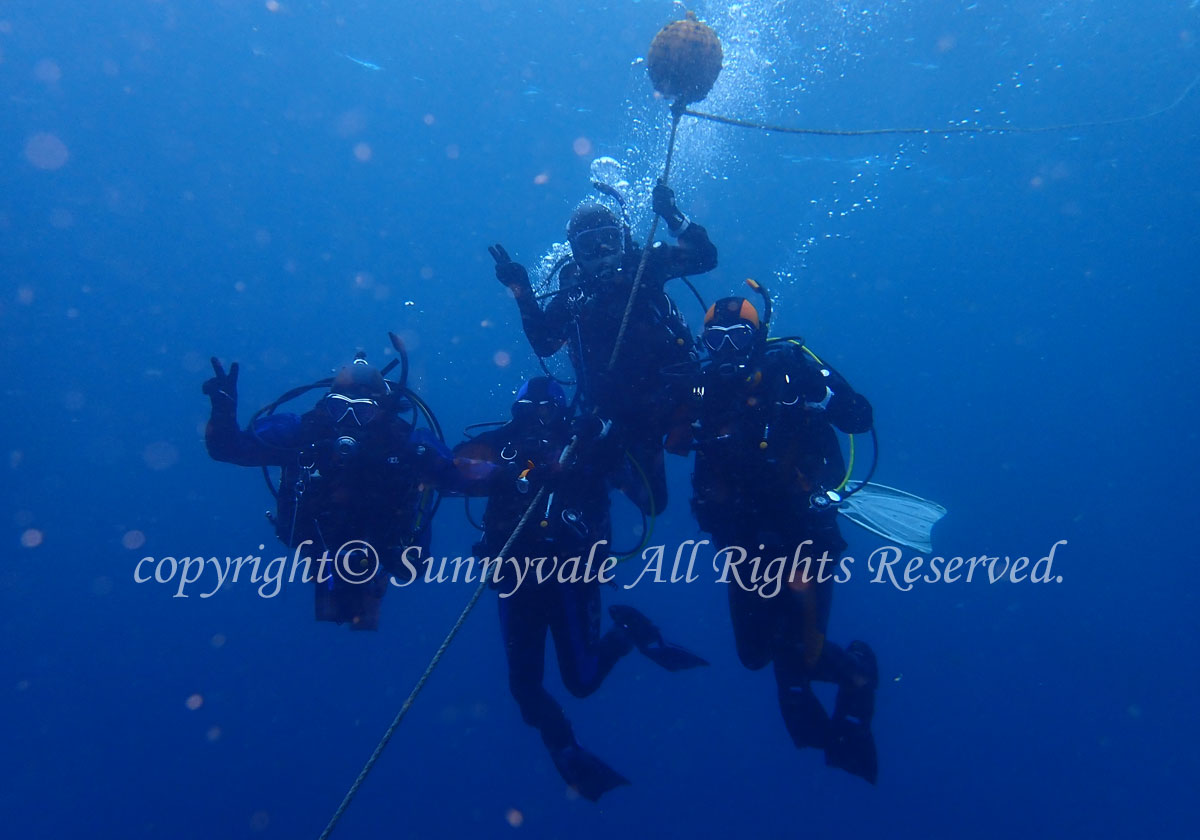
[{"x1": 836, "y1": 434, "x2": 855, "y2": 492}]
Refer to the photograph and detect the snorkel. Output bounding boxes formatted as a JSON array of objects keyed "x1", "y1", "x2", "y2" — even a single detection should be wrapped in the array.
[{"x1": 744, "y1": 277, "x2": 773, "y2": 335}]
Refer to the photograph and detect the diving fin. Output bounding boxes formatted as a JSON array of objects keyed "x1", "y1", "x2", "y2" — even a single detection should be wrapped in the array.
[
  {"x1": 640, "y1": 639, "x2": 710, "y2": 672},
  {"x1": 825, "y1": 640, "x2": 878, "y2": 784},
  {"x1": 550, "y1": 743, "x2": 630, "y2": 802},
  {"x1": 839, "y1": 481, "x2": 946, "y2": 553},
  {"x1": 608, "y1": 605, "x2": 709, "y2": 671},
  {"x1": 825, "y1": 718, "x2": 878, "y2": 784}
]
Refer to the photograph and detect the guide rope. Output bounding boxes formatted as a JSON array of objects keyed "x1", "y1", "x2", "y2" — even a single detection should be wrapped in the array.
[{"x1": 609, "y1": 102, "x2": 685, "y2": 371}]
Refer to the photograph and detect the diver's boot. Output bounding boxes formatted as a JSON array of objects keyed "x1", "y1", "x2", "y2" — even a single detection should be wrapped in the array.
[
  {"x1": 825, "y1": 640, "x2": 878, "y2": 784},
  {"x1": 549, "y1": 741, "x2": 630, "y2": 802},
  {"x1": 608, "y1": 605, "x2": 709, "y2": 672}
]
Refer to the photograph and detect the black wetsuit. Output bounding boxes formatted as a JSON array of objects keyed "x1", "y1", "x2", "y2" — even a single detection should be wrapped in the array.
[
  {"x1": 507, "y1": 226, "x2": 717, "y2": 512},
  {"x1": 688, "y1": 341, "x2": 880, "y2": 781},
  {"x1": 206, "y1": 403, "x2": 454, "y2": 630},
  {"x1": 452, "y1": 418, "x2": 632, "y2": 755}
]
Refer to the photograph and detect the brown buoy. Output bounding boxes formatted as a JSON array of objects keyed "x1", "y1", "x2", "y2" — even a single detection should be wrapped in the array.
[{"x1": 646, "y1": 11, "x2": 723, "y2": 106}]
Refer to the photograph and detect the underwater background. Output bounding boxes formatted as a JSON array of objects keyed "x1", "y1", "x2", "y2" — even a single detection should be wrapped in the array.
[{"x1": 3, "y1": 1, "x2": 1197, "y2": 837}]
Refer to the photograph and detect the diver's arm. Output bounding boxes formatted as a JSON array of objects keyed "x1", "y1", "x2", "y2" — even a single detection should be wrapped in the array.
[
  {"x1": 646, "y1": 182, "x2": 718, "y2": 282},
  {"x1": 204, "y1": 400, "x2": 246, "y2": 463},
  {"x1": 645, "y1": 222, "x2": 718, "y2": 285},
  {"x1": 206, "y1": 413, "x2": 304, "y2": 467},
  {"x1": 565, "y1": 415, "x2": 622, "y2": 475},
  {"x1": 450, "y1": 432, "x2": 511, "y2": 496},
  {"x1": 203, "y1": 356, "x2": 300, "y2": 466},
  {"x1": 515, "y1": 282, "x2": 569, "y2": 357},
  {"x1": 492, "y1": 243, "x2": 568, "y2": 357},
  {"x1": 501, "y1": 271, "x2": 566, "y2": 355},
  {"x1": 674, "y1": 221, "x2": 718, "y2": 273},
  {"x1": 408, "y1": 427, "x2": 462, "y2": 490},
  {"x1": 815, "y1": 365, "x2": 873, "y2": 434},
  {"x1": 203, "y1": 356, "x2": 253, "y2": 464}
]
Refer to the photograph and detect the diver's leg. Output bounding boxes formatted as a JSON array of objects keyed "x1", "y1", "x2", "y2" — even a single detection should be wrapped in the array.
[
  {"x1": 500, "y1": 586, "x2": 572, "y2": 752},
  {"x1": 348, "y1": 573, "x2": 386, "y2": 631},
  {"x1": 788, "y1": 549, "x2": 878, "y2": 782},
  {"x1": 773, "y1": 623, "x2": 832, "y2": 751},
  {"x1": 832, "y1": 641, "x2": 878, "y2": 722},
  {"x1": 314, "y1": 575, "x2": 384, "y2": 630},
  {"x1": 551, "y1": 581, "x2": 632, "y2": 698},
  {"x1": 727, "y1": 579, "x2": 774, "y2": 671},
  {"x1": 537, "y1": 581, "x2": 632, "y2": 800},
  {"x1": 824, "y1": 639, "x2": 879, "y2": 784},
  {"x1": 314, "y1": 576, "x2": 342, "y2": 625}
]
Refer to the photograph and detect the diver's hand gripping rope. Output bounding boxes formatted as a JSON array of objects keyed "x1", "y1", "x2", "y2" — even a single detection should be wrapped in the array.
[{"x1": 316, "y1": 439, "x2": 580, "y2": 840}]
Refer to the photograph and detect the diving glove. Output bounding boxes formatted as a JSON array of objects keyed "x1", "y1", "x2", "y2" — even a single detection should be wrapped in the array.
[
  {"x1": 202, "y1": 357, "x2": 239, "y2": 411},
  {"x1": 652, "y1": 181, "x2": 688, "y2": 234},
  {"x1": 488, "y1": 243, "x2": 530, "y2": 289}
]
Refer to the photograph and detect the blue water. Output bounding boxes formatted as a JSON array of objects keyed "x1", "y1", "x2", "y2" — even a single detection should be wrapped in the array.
[{"x1": 3, "y1": 1, "x2": 1197, "y2": 837}]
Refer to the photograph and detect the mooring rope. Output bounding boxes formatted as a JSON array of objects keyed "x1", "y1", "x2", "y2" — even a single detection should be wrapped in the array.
[
  {"x1": 608, "y1": 103, "x2": 686, "y2": 372},
  {"x1": 682, "y1": 72, "x2": 1200, "y2": 137}
]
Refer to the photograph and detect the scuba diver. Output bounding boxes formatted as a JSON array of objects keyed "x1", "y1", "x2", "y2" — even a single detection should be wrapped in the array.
[
  {"x1": 675, "y1": 285, "x2": 881, "y2": 783},
  {"x1": 452, "y1": 377, "x2": 707, "y2": 801},
  {"x1": 203, "y1": 341, "x2": 455, "y2": 630},
  {"x1": 489, "y1": 180, "x2": 717, "y2": 516}
]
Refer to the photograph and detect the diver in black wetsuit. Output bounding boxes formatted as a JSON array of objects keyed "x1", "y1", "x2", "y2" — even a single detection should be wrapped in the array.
[
  {"x1": 452, "y1": 377, "x2": 706, "y2": 801},
  {"x1": 203, "y1": 352, "x2": 455, "y2": 630},
  {"x1": 678, "y1": 294, "x2": 881, "y2": 783},
  {"x1": 489, "y1": 182, "x2": 717, "y2": 515}
]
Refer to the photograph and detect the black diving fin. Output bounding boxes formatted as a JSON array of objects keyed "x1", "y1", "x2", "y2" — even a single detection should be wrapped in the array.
[
  {"x1": 550, "y1": 743, "x2": 630, "y2": 802},
  {"x1": 608, "y1": 604, "x2": 709, "y2": 672},
  {"x1": 825, "y1": 640, "x2": 879, "y2": 784}
]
